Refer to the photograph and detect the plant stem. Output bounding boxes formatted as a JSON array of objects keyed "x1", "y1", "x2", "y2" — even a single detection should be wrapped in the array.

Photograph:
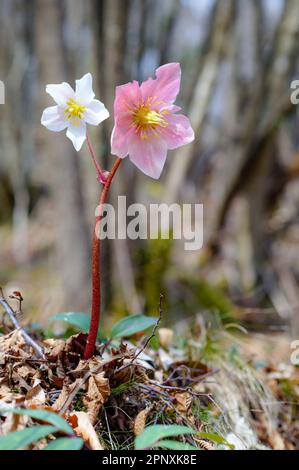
[
  {"x1": 84, "y1": 157, "x2": 122, "y2": 359},
  {"x1": 86, "y1": 132, "x2": 107, "y2": 183}
]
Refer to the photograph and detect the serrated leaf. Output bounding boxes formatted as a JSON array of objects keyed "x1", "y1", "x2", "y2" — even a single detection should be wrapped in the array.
[
  {"x1": 110, "y1": 314, "x2": 158, "y2": 339},
  {"x1": 0, "y1": 425, "x2": 56, "y2": 450},
  {"x1": 50, "y1": 312, "x2": 90, "y2": 333},
  {"x1": 158, "y1": 439, "x2": 199, "y2": 451},
  {"x1": 197, "y1": 431, "x2": 235, "y2": 449},
  {"x1": 0, "y1": 408, "x2": 73, "y2": 435},
  {"x1": 135, "y1": 424, "x2": 195, "y2": 450},
  {"x1": 43, "y1": 437, "x2": 83, "y2": 450}
]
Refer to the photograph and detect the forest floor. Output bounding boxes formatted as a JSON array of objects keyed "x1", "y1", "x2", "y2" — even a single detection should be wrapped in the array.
[{"x1": 0, "y1": 303, "x2": 298, "y2": 451}]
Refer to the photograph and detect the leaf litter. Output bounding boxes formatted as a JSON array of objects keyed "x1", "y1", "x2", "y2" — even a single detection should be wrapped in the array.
[{"x1": 0, "y1": 308, "x2": 299, "y2": 450}]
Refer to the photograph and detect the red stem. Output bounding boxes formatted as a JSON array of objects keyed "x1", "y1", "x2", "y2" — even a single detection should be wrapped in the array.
[
  {"x1": 84, "y1": 157, "x2": 122, "y2": 359},
  {"x1": 86, "y1": 133, "x2": 107, "y2": 182}
]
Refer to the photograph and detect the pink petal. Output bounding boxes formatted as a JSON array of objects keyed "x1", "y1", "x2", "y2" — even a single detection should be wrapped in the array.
[
  {"x1": 128, "y1": 136, "x2": 168, "y2": 179},
  {"x1": 114, "y1": 81, "x2": 142, "y2": 117},
  {"x1": 161, "y1": 113, "x2": 194, "y2": 149},
  {"x1": 111, "y1": 120, "x2": 135, "y2": 158},
  {"x1": 111, "y1": 81, "x2": 142, "y2": 158},
  {"x1": 141, "y1": 63, "x2": 181, "y2": 105}
]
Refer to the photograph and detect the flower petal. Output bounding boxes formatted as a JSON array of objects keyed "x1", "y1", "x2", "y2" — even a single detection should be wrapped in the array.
[
  {"x1": 128, "y1": 136, "x2": 168, "y2": 179},
  {"x1": 141, "y1": 63, "x2": 181, "y2": 105},
  {"x1": 66, "y1": 121, "x2": 87, "y2": 151},
  {"x1": 114, "y1": 81, "x2": 142, "y2": 117},
  {"x1": 46, "y1": 82, "x2": 75, "y2": 106},
  {"x1": 111, "y1": 120, "x2": 135, "y2": 158},
  {"x1": 41, "y1": 106, "x2": 68, "y2": 132},
  {"x1": 84, "y1": 99, "x2": 109, "y2": 125},
  {"x1": 161, "y1": 113, "x2": 194, "y2": 149},
  {"x1": 75, "y1": 73, "x2": 95, "y2": 105}
]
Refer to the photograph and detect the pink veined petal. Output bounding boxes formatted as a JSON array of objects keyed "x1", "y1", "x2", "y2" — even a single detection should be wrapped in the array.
[
  {"x1": 140, "y1": 63, "x2": 181, "y2": 105},
  {"x1": 161, "y1": 113, "x2": 195, "y2": 150},
  {"x1": 46, "y1": 82, "x2": 75, "y2": 106},
  {"x1": 75, "y1": 73, "x2": 95, "y2": 105},
  {"x1": 114, "y1": 81, "x2": 142, "y2": 117},
  {"x1": 66, "y1": 121, "x2": 87, "y2": 151},
  {"x1": 84, "y1": 99, "x2": 109, "y2": 125},
  {"x1": 41, "y1": 106, "x2": 68, "y2": 132},
  {"x1": 111, "y1": 120, "x2": 136, "y2": 158},
  {"x1": 128, "y1": 136, "x2": 168, "y2": 179}
]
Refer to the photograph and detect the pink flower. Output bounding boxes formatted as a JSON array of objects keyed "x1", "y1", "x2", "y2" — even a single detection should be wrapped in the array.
[{"x1": 111, "y1": 63, "x2": 194, "y2": 179}]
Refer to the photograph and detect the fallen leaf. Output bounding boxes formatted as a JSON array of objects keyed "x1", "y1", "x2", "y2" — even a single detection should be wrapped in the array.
[
  {"x1": 83, "y1": 372, "x2": 110, "y2": 425},
  {"x1": 134, "y1": 407, "x2": 151, "y2": 436},
  {"x1": 25, "y1": 382, "x2": 46, "y2": 407},
  {"x1": 70, "y1": 411, "x2": 104, "y2": 450},
  {"x1": 51, "y1": 380, "x2": 79, "y2": 412}
]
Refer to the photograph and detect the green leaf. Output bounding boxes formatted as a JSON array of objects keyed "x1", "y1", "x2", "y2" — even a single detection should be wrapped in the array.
[
  {"x1": 158, "y1": 439, "x2": 199, "y2": 451},
  {"x1": 50, "y1": 312, "x2": 90, "y2": 333},
  {"x1": 135, "y1": 425, "x2": 195, "y2": 450},
  {"x1": 0, "y1": 408, "x2": 73, "y2": 435},
  {"x1": 43, "y1": 437, "x2": 83, "y2": 450},
  {"x1": 0, "y1": 425, "x2": 56, "y2": 450},
  {"x1": 197, "y1": 432, "x2": 235, "y2": 449},
  {"x1": 110, "y1": 314, "x2": 158, "y2": 339}
]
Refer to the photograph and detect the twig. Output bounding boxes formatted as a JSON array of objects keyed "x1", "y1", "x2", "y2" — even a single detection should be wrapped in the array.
[
  {"x1": 0, "y1": 287, "x2": 45, "y2": 359},
  {"x1": 148, "y1": 381, "x2": 210, "y2": 398}
]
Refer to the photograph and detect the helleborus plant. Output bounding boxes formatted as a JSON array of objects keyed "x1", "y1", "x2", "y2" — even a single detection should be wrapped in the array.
[{"x1": 41, "y1": 65, "x2": 194, "y2": 360}]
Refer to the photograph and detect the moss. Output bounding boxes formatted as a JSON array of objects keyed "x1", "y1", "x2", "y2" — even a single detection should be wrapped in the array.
[{"x1": 136, "y1": 237, "x2": 173, "y2": 315}]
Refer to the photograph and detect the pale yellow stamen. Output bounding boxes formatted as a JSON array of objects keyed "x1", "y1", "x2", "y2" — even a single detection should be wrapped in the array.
[
  {"x1": 132, "y1": 103, "x2": 168, "y2": 139},
  {"x1": 65, "y1": 98, "x2": 86, "y2": 125}
]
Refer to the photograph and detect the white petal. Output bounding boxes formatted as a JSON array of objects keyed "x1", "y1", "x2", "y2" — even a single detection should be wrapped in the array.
[
  {"x1": 84, "y1": 99, "x2": 109, "y2": 126},
  {"x1": 66, "y1": 121, "x2": 86, "y2": 151},
  {"x1": 75, "y1": 73, "x2": 95, "y2": 105},
  {"x1": 46, "y1": 82, "x2": 75, "y2": 106},
  {"x1": 41, "y1": 106, "x2": 68, "y2": 132}
]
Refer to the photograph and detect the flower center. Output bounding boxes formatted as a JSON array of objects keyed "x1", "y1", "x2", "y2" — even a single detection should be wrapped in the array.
[
  {"x1": 133, "y1": 105, "x2": 168, "y2": 134},
  {"x1": 65, "y1": 98, "x2": 86, "y2": 123}
]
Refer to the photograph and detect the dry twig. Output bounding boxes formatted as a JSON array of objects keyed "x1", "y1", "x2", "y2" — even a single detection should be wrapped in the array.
[{"x1": 0, "y1": 287, "x2": 45, "y2": 359}]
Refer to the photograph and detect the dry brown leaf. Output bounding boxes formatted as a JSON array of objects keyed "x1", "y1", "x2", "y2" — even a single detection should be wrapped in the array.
[
  {"x1": 0, "y1": 330, "x2": 25, "y2": 354},
  {"x1": 195, "y1": 438, "x2": 214, "y2": 450},
  {"x1": 15, "y1": 365, "x2": 37, "y2": 380},
  {"x1": 1, "y1": 409, "x2": 30, "y2": 435},
  {"x1": 51, "y1": 380, "x2": 80, "y2": 412},
  {"x1": 52, "y1": 379, "x2": 80, "y2": 411},
  {"x1": 83, "y1": 372, "x2": 110, "y2": 425},
  {"x1": 25, "y1": 382, "x2": 46, "y2": 407},
  {"x1": 174, "y1": 392, "x2": 192, "y2": 414},
  {"x1": 70, "y1": 411, "x2": 104, "y2": 450},
  {"x1": 268, "y1": 428, "x2": 285, "y2": 450},
  {"x1": 133, "y1": 407, "x2": 151, "y2": 436}
]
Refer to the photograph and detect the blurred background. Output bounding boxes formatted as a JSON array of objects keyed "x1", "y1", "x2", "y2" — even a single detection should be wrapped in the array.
[{"x1": 1, "y1": 0, "x2": 299, "y2": 350}]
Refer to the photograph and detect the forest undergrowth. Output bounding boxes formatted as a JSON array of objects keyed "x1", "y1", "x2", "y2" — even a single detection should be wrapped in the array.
[{"x1": 0, "y1": 291, "x2": 298, "y2": 451}]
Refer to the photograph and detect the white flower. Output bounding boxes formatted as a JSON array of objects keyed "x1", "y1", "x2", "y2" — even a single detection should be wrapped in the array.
[{"x1": 41, "y1": 73, "x2": 109, "y2": 151}]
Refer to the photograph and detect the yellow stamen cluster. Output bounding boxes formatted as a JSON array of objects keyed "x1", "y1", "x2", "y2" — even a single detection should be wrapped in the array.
[
  {"x1": 132, "y1": 103, "x2": 168, "y2": 139},
  {"x1": 65, "y1": 98, "x2": 86, "y2": 124}
]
